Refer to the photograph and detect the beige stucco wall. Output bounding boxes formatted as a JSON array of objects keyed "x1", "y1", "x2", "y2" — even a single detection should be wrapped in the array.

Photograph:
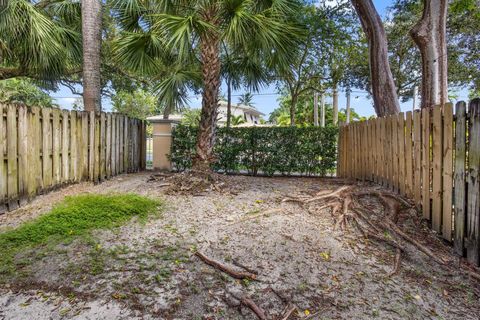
[{"x1": 151, "y1": 120, "x2": 178, "y2": 170}]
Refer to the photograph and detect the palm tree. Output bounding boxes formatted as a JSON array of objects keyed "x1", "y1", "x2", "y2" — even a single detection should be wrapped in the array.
[
  {"x1": 0, "y1": 0, "x2": 81, "y2": 81},
  {"x1": 112, "y1": 0, "x2": 301, "y2": 172},
  {"x1": 222, "y1": 47, "x2": 268, "y2": 128},
  {"x1": 238, "y1": 92, "x2": 255, "y2": 107},
  {"x1": 81, "y1": 0, "x2": 102, "y2": 111},
  {"x1": 231, "y1": 115, "x2": 246, "y2": 126}
]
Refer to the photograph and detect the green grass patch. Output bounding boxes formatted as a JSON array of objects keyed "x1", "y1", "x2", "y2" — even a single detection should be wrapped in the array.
[{"x1": 0, "y1": 193, "x2": 161, "y2": 278}]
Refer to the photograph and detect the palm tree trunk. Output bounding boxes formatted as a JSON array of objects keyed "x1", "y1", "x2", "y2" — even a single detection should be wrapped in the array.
[
  {"x1": 226, "y1": 77, "x2": 232, "y2": 128},
  {"x1": 332, "y1": 85, "x2": 339, "y2": 125},
  {"x1": 410, "y1": 0, "x2": 448, "y2": 109},
  {"x1": 350, "y1": 0, "x2": 400, "y2": 116},
  {"x1": 81, "y1": 0, "x2": 102, "y2": 112},
  {"x1": 290, "y1": 94, "x2": 297, "y2": 126},
  {"x1": 193, "y1": 15, "x2": 221, "y2": 172}
]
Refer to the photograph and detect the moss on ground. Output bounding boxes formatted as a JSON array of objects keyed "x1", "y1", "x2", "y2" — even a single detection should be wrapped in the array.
[{"x1": 0, "y1": 193, "x2": 161, "y2": 279}]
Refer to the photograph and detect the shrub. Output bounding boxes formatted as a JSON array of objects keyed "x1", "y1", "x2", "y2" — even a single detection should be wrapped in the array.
[{"x1": 170, "y1": 125, "x2": 338, "y2": 176}]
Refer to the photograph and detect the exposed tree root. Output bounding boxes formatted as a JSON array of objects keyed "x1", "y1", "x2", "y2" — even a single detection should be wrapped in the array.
[
  {"x1": 281, "y1": 184, "x2": 450, "y2": 275},
  {"x1": 232, "y1": 259, "x2": 259, "y2": 275},
  {"x1": 194, "y1": 251, "x2": 257, "y2": 280},
  {"x1": 278, "y1": 304, "x2": 297, "y2": 320},
  {"x1": 229, "y1": 208, "x2": 283, "y2": 226},
  {"x1": 150, "y1": 170, "x2": 240, "y2": 195},
  {"x1": 241, "y1": 296, "x2": 267, "y2": 320}
]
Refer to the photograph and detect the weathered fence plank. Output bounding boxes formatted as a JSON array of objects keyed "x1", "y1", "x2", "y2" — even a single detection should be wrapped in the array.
[
  {"x1": 62, "y1": 110, "x2": 70, "y2": 183},
  {"x1": 432, "y1": 106, "x2": 443, "y2": 233},
  {"x1": 7, "y1": 105, "x2": 18, "y2": 210},
  {"x1": 70, "y1": 111, "x2": 78, "y2": 182},
  {"x1": 421, "y1": 108, "x2": 431, "y2": 220},
  {"x1": 454, "y1": 101, "x2": 467, "y2": 255},
  {"x1": 413, "y1": 110, "x2": 422, "y2": 208},
  {"x1": 42, "y1": 108, "x2": 52, "y2": 190},
  {"x1": 466, "y1": 99, "x2": 480, "y2": 265},
  {"x1": 52, "y1": 109, "x2": 61, "y2": 185},
  {"x1": 405, "y1": 112, "x2": 413, "y2": 198},
  {"x1": 100, "y1": 113, "x2": 106, "y2": 181},
  {"x1": 0, "y1": 105, "x2": 6, "y2": 213},
  {"x1": 398, "y1": 113, "x2": 405, "y2": 196},
  {"x1": 442, "y1": 104, "x2": 453, "y2": 240},
  {"x1": 17, "y1": 105, "x2": 28, "y2": 205}
]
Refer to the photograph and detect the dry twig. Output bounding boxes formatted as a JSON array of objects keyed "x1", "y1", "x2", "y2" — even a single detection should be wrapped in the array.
[{"x1": 194, "y1": 251, "x2": 257, "y2": 280}]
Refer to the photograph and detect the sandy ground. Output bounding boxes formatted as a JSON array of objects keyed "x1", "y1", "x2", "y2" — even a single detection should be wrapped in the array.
[{"x1": 0, "y1": 172, "x2": 479, "y2": 320}]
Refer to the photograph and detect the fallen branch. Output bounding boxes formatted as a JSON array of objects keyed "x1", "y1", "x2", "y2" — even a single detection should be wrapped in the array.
[
  {"x1": 241, "y1": 296, "x2": 267, "y2": 320},
  {"x1": 195, "y1": 251, "x2": 257, "y2": 280}
]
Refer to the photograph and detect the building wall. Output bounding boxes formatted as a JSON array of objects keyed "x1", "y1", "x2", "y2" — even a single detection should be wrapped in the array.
[{"x1": 217, "y1": 105, "x2": 261, "y2": 125}]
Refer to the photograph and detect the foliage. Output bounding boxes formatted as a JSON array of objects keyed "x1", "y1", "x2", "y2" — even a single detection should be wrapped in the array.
[
  {"x1": 180, "y1": 108, "x2": 201, "y2": 126},
  {"x1": 0, "y1": 0, "x2": 81, "y2": 81},
  {"x1": 0, "y1": 79, "x2": 57, "y2": 107},
  {"x1": 270, "y1": 93, "x2": 366, "y2": 126},
  {"x1": 0, "y1": 194, "x2": 160, "y2": 277},
  {"x1": 170, "y1": 125, "x2": 338, "y2": 176},
  {"x1": 274, "y1": 2, "x2": 366, "y2": 123},
  {"x1": 386, "y1": 0, "x2": 480, "y2": 100},
  {"x1": 231, "y1": 115, "x2": 246, "y2": 126},
  {"x1": 238, "y1": 93, "x2": 255, "y2": 107},
  {"x1": 112, "y1": 89, "x2": 159, "y2": 120}
]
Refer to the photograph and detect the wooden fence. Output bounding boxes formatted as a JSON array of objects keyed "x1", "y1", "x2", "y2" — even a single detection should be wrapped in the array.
[
  {"x1": 337, "y1": 99, "x2": 480, "y2": 266},
  {"x1": 0, "y1": 104, "x2": 147, "y2": 213}
]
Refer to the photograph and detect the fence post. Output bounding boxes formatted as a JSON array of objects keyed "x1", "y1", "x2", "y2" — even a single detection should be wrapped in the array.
[{"x1": 148, "y1": 117, "x2": 180, "y2": 171}]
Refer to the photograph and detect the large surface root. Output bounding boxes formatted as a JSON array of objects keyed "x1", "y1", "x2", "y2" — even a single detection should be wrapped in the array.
[
  {"x1": 148, "y1": 170, "x2": 239, "y2": 195},
  {"x1": 282, "y1": 184, "x2": 448, "y2": 275}
]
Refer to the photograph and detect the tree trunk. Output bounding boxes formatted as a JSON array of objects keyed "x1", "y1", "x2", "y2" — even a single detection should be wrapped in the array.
[
  {"x1": 320, "y1": 93, "x2": 325, "y2": 127},
  {"x1": 350, "y1": 0, "x2": 400, "y2": 116},
  {"x1": 290, "y1": 94, "x2": 297, "y2": 126},
  {"x1": 81, "y1": 0, "x2": 102, "y2": 112},
  {"x1": 346, "y1": 89, "x2": 351, "y2": 124},
  {"x1": 162, "y1": 105, "x2": 171, "y2": 119},
  {"x1": 410, "y1": 0, "x2": 448, "y2": 109},
  {"x1": 313, "y1": 92, "x2": 319, "y2": 127},
  {"x1": 192, "y1": 11, "x2": 221, "y2": 172},
  {"x1": 226, "y1": 78, "x2": 232, "y2": 128},
  {"x1": 333, "y1": 85, "x2": 339, "y2": 125}
]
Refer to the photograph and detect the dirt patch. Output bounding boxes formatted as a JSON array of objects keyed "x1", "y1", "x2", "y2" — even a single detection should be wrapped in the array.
[{"x1": 0, "y1": 173, "x2": 479, "y2": 319}]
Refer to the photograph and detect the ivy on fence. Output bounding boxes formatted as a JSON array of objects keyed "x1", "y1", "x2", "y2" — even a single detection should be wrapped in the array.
[{"x1": 170, "y1": 125, "x2": 338, "y2": 176}]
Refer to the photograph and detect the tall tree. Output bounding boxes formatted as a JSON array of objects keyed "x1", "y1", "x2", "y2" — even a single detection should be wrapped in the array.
[
  {"x1": 410, "y1": 0, "x2": 448, "y2": 108},
  {"x1": 113, "y1": 0, "x2": 300, "y2": 171},
  {"x1": 238, "y1": 93, "x2": 255, "y2": 107},
  {"x1": 350, "y1": 0, "x2": 401, "y2": 116},
  {"x1": 81, "y1": 0, "x2": 102, "y2": 111},
  {"x1": 221, "y1": 49, "x2": 268, "y2": 128}
]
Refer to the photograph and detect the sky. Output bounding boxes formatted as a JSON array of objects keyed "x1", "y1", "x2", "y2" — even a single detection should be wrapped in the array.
[{"x1": 51, "y1": 0, "x2": 470, "y2": 118}]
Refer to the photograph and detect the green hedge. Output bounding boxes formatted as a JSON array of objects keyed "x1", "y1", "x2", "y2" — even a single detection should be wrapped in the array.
[{"x1": 170, "y1": 125, "x2": 338, "y2": 176}]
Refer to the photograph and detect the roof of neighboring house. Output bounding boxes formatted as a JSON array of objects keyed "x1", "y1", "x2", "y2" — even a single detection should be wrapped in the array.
[
  {"x1": 218, "y1": 100, "x2": 265, "y2": 116},
  {"x1": 234, "y1": 122, "x2": 275, "y2": 127},
  {"x1": 146, "y1": 114, "x2": 183, "y2": 123}
]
